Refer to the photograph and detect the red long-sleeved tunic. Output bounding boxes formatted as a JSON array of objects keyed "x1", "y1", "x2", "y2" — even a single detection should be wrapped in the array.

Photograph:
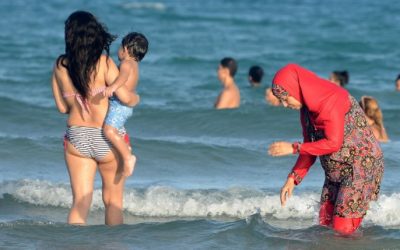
[{"x1": 272, "y1": 63, "x2": 351, "y2": 184}]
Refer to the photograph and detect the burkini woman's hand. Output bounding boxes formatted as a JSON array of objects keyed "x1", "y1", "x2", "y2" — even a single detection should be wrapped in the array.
[
  {"x1": 280, "y1": 177, "x2": 295, "y2": 206},
  {"x1": 268, "y1": 141, "x2": 293, "y2": 157}
]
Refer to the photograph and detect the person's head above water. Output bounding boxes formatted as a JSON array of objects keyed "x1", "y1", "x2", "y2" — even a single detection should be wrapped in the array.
[
  {"x1": 395, "y1": 74, "x2": 400, "y2": 91},
  {"x1": 329, "y1": 70, "x2": 349, "y2": 87},
  {"x1": 359, "y1": 96, "x2": 383, "y2": 126},
  {"x1": 218, "y1": 57, "x2": 237, "y2": 81},
  {"x1": 271, "y1": 64, "x2": 349, "y2": 115},
  {"x1": 120, "y1": 32, "x2": 148, "y2": 62},
  {"x1": 57, "y1": 10, "x2": 116, "y2": 99},
  {"x1": 248, "y1": 65, "x2": 264, "y2": 87}
]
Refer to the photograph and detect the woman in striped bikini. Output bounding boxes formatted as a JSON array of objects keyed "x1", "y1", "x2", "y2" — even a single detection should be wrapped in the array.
[{"x1": 51, "y1": 11, "x2": 130, "y2": 225}]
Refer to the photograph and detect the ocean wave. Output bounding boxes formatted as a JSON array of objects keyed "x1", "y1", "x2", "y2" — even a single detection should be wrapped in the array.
[
  {"x1": 0, "y1": 219, "x2": 57, "y2": 227},
  {"x1": 121, "y1": 2, "x2": 166, "y2": 11},
  {"x1": 0, "y1": 132, "x2": 58, "y2": 141},
  {"x1": 138, "y1": 135, "x2": 268, "y2": 152},
  {"x1": 0, "y1": 133, "x2": 62, "y2": 155},
  {"x1": 0, "y1": 91, "x2": 54, "y2": 109},
  {"x1": 1, "y1": 179, "x2": 399, "y2": 227},
  {"x1": 0, "y1": 132, "x2": 268, "y2": 152}
]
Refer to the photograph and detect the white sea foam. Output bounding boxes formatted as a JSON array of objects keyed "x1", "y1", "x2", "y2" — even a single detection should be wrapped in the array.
[
  {"x1": 121, "y1": 2, "x2": 166, "y2": 11},
  {"x1": 365, "y1": 193, "x2": 400, "y2": 227},
  {"x1": 1, "y1": 179, "x2": 399, "y2": 227}
]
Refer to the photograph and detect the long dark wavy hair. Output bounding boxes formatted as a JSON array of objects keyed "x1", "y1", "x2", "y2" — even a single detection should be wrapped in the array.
[{"x1": 57, "y1": 11, "x2": 116, "y2": 99}]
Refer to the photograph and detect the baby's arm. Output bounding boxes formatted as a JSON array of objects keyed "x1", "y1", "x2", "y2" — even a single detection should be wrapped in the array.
[{"x1": 114, "y1": 85, "x2": 140, "y2": 107}]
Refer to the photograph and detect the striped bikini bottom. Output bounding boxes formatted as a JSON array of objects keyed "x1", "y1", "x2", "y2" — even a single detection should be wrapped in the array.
[{"x1": 65, "y1": 126, "x2": 112, "y2": 161}]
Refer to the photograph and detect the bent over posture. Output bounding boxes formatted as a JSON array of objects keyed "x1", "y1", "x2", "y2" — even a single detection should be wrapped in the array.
[{"x1": 268, "y1": 64, "x2": 384, "y2": 235}]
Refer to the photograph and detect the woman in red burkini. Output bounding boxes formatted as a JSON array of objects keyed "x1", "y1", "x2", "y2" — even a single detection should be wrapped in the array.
[{"x1": 268, "y1": 63, "x2": 384, "y2": 235}]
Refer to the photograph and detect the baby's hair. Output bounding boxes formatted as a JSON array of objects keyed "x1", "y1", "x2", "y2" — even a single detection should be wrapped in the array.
[
  {"x1": 249, "y1": 65, "x2": 264, "y2": 83},
  {"x1": 122, "y1": 32, "x2": 148, "y2": 61},
  {"x1": 359, "y1": 96, "x2": 384, "y2": 128},
  {"x1": 332, "y1": 70, "x2": 349, "y2": 86},
  {"x1": 220, "y1": 57, "x2": 238, "y2": 77},
  {"x1": 395, "y1": 74, "x2": 400, "y2": 81}
]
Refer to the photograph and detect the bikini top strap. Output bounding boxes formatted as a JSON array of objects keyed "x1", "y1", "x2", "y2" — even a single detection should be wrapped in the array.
[
  {"x1": 62, "y1": 92, "x2": 76, "y2": 98},
  {"x1": 75, "y1": 95, "x2": 90, "y2": 118},
  {"x1": 62, "y1": 92, "x2": 90, "y2": 118},
  {"x1": 62, "y1": 86, "x2": 106, "y2": 120}
]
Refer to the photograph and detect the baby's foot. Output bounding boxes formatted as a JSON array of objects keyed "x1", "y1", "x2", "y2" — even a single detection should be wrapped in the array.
[{"x1": 123, "y1": 154, "x2": 136, "y2": 177}]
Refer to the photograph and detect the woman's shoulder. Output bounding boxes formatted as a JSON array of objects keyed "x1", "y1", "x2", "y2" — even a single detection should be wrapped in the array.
[
  {"x1": 99, "y1": 54, "x2": 116, "y2": 65},
  {"x1": 101, "y1": 54, "x2": 119, "y2": 74},
  {"x1": 53, "y1": 56, "x2": 69, "y2": 78},
  {"x1": 54, "y1": 55, "x2": 68, "y2": 71},
  {"x1": 98, "y1": 54, "x2": 117, "y2": 72}
]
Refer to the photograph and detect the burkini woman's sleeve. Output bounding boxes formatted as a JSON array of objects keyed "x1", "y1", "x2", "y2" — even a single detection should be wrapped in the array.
[
  {"x1": 299, "y1": 104, "x2": 345, "y2": 156},
  {"x1": 289, "y1": 111, "x2": 317, "y2": 185}
]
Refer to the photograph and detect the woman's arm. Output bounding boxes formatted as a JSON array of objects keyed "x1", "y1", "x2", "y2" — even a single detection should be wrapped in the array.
[
  {"x1": 290, "y1": 154, "x2": 317, "y2": 185},
  {"x1": 268, "y1": 111, "x2": 317, "y2": 185},
  {"x1": 103, "y1": 61, "x2": 131, "y2": 97},
  {"x1": 51, "y1": 66, "x2": 69, "y2": 114},
  {"x1": 105, "y1": 56, "x2": 119, "y2": 87},
  {"x1": 279, "y1": 118, "x2": 316, "y2": 206},
  {"x1": 289, "y1": 111, "x2": 317, "y2": 185},
  {"x1": 299, "y1": 107, "x2": 345, "y2": 156}
]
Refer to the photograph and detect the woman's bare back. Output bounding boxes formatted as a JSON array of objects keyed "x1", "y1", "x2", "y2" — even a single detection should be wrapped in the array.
[{"x1": 52, "y1": 55, "x2": 119, "y2": 127}]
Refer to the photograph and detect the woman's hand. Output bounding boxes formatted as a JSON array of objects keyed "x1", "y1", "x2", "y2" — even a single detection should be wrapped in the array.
[
  {"x1": 280, "y1": 177, "x2": 295, "y2": 206},
  {"x1": 268, "y1": 141, "x2": 293, "y2": 157}
]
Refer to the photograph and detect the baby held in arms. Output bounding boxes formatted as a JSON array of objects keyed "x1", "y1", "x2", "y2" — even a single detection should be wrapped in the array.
[{"x1": 103, "y1": 32, "x2": 149, "y2": 176}]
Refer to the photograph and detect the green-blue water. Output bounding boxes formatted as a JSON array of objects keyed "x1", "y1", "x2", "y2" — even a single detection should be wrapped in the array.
[{"x1": 0, "y1": 0, "x2": 399, "y2": 249}]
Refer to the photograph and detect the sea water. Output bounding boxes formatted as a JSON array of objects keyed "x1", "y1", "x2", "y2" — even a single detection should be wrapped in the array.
[{"x1": 0, "y1": 0, "x2": 399, "y2": 249}]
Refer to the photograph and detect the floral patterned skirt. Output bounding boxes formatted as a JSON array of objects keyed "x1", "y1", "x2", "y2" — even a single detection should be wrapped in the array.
[{"x1": 318, "y1": 96, "x2": 384, "y2": 218}]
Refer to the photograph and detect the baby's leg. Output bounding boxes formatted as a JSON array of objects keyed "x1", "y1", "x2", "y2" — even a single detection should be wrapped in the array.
[{"x1": 103, "y1": 124, "x2": 136, "y2": 177}]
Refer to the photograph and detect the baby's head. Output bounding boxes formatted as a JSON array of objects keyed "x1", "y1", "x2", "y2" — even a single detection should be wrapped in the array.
[{"x1": 121, "y1": 32, "x2": 148, "y2": 62}]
